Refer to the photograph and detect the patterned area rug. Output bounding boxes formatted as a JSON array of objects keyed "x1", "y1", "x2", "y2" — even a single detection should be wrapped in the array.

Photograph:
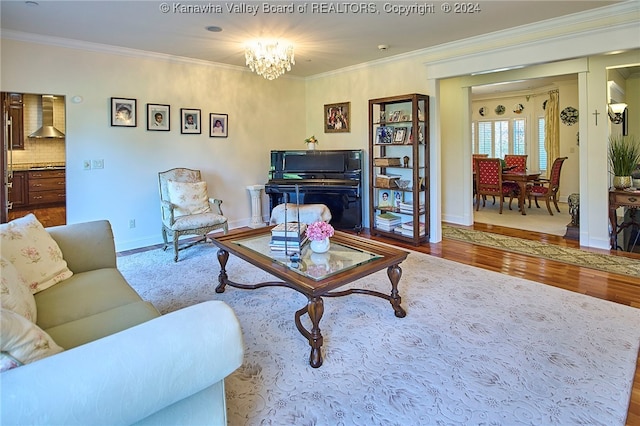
[
  {"x1": 442, "y1": 225, "x2": 640, "y2": 278},
  {"x1": 117, "y1": 244, "x2": 640, "y2": 425}
]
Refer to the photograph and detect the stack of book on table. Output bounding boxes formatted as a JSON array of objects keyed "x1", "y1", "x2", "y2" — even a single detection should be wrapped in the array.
[
  {"x1": 375, "y1": 212, "x2": 402, "y2": 232},
  {"x1": 269, "y1": 223, "x2": 308, "y2": 253},
  {"x1": 396, "y1": 221, "x2": 426, "y2": 237},
  {"x1": 398, "y1": 201, "x2": 426, "y2": 215}
]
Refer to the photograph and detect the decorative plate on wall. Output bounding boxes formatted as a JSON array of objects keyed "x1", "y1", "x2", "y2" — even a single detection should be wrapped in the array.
[
  {"x1": 513, "y1": 103, "x2": 524, "y2": 114},
  {"x1": 495, "y1": 105, "x2": 506, "y2": 115},
  {"x1": 479, "y1": 107, "x2": 487, "y2": 117},
  {"x1": 560, "y1": 106, "x2": 579, "y2": 126}
]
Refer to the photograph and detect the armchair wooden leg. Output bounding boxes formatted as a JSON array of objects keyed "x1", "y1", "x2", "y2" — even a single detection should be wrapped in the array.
[
  {"x1": 161, "y1": 227, "x2": 169, "y2": 251},
  {"x1": 553, "y1": 196, "x2": 561, "y2": 213},
  {"x1": 545, "y1": 198, "x2": 553, "y2": 215},
  {"x1": 173, "y1": 235, "x2": 180, "y2": 262}
]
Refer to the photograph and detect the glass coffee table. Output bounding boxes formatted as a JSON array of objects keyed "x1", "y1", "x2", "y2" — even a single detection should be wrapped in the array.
[{"x1": 211, "y1": 227, "x2": 409, "y2": 368}]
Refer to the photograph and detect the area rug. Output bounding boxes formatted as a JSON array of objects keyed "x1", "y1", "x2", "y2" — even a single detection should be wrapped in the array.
[
  {"x1": 442, "y1": 225, "x2": 640, "y2": 278},
  {"x1": 117, "y1": 244, "x2": 640, "y2": 425}
]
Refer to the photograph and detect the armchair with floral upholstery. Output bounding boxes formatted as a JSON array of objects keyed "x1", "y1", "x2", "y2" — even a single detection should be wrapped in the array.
[{"x1": 158, "y1": 168, "x2": 228, "y2": 261}]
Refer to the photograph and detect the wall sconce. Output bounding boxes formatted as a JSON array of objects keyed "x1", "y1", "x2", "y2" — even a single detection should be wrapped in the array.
[{"x1": 608, "y1": 103, "x2": 627, "y2": 124}]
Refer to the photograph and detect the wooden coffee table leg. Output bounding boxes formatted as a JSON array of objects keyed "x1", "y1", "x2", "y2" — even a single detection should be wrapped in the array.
[
  {"x1": 387, "y1": 264, "x2": 406, "y2": 318},
  {"x1": 307, "y1": 297, "x2": 324, "y2": 368},
  {"x1": 215, "y1": 249, "x2": 229, "y2": 293}
]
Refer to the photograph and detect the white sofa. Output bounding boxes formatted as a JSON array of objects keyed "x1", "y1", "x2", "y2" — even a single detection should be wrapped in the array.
[{"x1": 1, "y1": 220, "x2": 244, "y2": 425}]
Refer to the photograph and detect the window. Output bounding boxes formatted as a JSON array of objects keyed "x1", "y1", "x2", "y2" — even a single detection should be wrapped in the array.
[
  {"x1": 538, "y1": 117, "x2": 547, "y2": 173},
  {"x1": 473, "y1": 119, "x2": 526, "y2": 157}
]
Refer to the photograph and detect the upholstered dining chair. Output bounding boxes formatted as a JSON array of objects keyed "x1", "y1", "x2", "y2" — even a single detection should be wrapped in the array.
[
  {"x1": 504, "y1": 154, "x2": 528, "y2": 173},
  {"x1": 158, "y1": 168, "x2": 228, "y2": 261},
  {"x1": 527, "y1": 157, "x2": 568, "y2": 215},
  {"x1": 474, "y1": 158, "x2": 520, "y2": 214},
  {"x1": 472, "y1": 154, "x2": 489, "y2": 200}
]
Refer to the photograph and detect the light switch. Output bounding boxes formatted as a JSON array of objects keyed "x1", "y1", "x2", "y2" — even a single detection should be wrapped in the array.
[
  {"x1": 83, "y1": 160, "x2": 91, "y2": 170},
  {"x1": 92, "y1": 159, "x2": 104, "y2": 169}
]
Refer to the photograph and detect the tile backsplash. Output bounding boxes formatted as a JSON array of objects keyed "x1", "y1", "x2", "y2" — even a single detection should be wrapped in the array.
[{"x1": 11, "y1": 94, "x2": 66, "y2": 165}]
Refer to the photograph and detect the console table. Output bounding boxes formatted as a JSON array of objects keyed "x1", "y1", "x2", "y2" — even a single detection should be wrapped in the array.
[{"x1": 609, "y1": 188, "x2": 640, "y2": 250}]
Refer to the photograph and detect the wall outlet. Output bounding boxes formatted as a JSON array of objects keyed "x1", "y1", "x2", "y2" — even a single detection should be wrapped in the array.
[
  {"x1": 83, "y1": 160, "x2": 91, "y2": 170},
  {"x1": 129, "y1": 219, "x2": 136, "y2": 229},
  {"x1": 92, "y1": 159, "x2": 104, "y2": 169}
]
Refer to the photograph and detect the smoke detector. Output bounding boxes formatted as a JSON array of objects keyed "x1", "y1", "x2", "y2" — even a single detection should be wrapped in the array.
[{"x1": 378, "y1": 44, "x2": 389, "y2": 51}]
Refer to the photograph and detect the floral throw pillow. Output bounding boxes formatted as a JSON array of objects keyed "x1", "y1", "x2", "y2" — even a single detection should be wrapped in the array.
[
  {"x1": 0, "y1": 214, "x2": 73, "y2": 294},
  {"x1": 166, "y1": 180, "x2": 211, "y2": 217},
  {"x1": 0, "y1": 308, "x2": 63, "y2": 372},
  {"x1": 0, "y1": 257, "x2": 37, "y2": 322}
]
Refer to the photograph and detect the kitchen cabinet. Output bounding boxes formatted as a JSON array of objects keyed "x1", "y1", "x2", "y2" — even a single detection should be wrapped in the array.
[
  {"x1": 27, "y1": 169, "x2": 66, "y2": 206},
  {"x1": 8, "y1": 171, "x2": 27, "y2": 208},
  {"x1": 3, "y1": 93, "x2": 24, "y2": 150}
]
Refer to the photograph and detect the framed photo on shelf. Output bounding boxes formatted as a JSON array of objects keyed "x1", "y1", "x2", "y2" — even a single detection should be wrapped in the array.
[
  {"x1": 111, "y1": 97, "x2": 136, "y2": 127},
  {"x1": 378, "y1": 190, "x2": 393, "y2": 208},
  {"x1": 376, "y1": 126, "x2": 394, "y2": 144},
  {"x1": 389, "y1": 110, "x2": 401, "y2": 122},
  {"x1": 209, "y1": 113, "x2": 228, "y2": 137},
  {"x1": 324, "y1": 101, "x2": 350, "y2": 133},
  {"x1": 146, "y1": 103, "x2": 170, "y2": 131},
  {"x1": 393, "y1": 190, "x2": 403, "y2": 207},
  {"x1": 180, "y1": 108, "x2": 201, "y2": 134},
  {"x1": 393, "y1": 127, "x2": 407, "y2": 144}
]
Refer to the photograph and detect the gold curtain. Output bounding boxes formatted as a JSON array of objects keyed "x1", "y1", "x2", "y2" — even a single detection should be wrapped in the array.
[{"x1": 544, "y1": 90, "x2": 560, "y2": 175}]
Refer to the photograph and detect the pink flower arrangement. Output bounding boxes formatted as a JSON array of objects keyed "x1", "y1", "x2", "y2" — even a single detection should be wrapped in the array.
[{"x1": 305, "y1": 221, "x2": 334, "y2": 241}]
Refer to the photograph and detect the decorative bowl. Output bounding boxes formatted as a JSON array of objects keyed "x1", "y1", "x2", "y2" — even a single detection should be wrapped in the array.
[{"x1": 396, "y1": 179, "x2": 410, "y2": 189}]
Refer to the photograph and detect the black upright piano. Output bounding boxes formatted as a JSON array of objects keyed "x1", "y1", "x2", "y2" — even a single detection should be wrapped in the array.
[{"x1": 265, "y1": 149, "x2": 363, "y2": 231}]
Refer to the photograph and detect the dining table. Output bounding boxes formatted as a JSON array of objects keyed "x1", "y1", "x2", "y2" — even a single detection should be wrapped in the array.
[{"x1": 503, "y1": 170, "x2": 541, "y2": 215}]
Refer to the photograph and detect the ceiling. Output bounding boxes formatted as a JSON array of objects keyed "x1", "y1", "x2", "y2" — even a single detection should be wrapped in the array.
[{"x1": 0, "y1": 0, "x2": 621, "y2": 80}]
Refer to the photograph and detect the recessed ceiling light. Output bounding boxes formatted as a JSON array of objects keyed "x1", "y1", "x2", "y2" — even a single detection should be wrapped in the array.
[
  {"x1": 25, "y1": 1, "x2": 39, "y2": 6},
  {"x1": 206, "y1": 26, "x2": 223, "y2": 33}
]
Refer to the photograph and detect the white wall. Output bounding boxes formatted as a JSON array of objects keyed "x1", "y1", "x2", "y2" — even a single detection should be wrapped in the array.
[{"x1": 1, "y1": 39, "x2": 306, "y2": 250}]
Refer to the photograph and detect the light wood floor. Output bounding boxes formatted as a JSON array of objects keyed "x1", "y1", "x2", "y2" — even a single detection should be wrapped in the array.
[
  {"x1": 10, "y1": 207, "x2": 639, "y2": 424},
  {"x1": 347, "y1": 223, "x2": 640, "y2": 426}
]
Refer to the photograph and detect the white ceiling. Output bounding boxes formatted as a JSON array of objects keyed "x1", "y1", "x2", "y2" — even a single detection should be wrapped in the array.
[{"x1": 0, "y1": 0, "x2": 620, "y2": 80}]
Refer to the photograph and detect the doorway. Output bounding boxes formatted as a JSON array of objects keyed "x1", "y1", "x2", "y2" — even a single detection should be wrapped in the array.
[{"x1": 1, "y1": 92, "x2": 67, "y2": 227}]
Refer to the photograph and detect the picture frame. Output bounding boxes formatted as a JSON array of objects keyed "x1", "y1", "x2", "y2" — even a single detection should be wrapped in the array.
[
  {"x1": 393, "y1": 127, "x2": 408, "y2": 144},
  {"x1": 111, "y1": 97, "x2": 136, "y2": 127},
  {"x1": 209, "y1": 113, "x2": 228, "y2": 138},
  {"x1": 324, "y1": 102, "x2": 350, "y2": 133},
  {"x1": 378, "y1": 190, "x2": 393, "y2": 208},
  {"x1": 180, "y1": 108, "x2": 201, "y2": 134},
  {"x1": 146, "y1": 103, "x2": 170, "y2": 131},
  {"x1": 389, "y1": 111, "x2": 401, "y2": 122},
  {"x1": 393, "y1": 190, "x2": 403, "y2": 207},
  {"x1": 376, "y1": 126, "x2": 394, "y2": 144}
]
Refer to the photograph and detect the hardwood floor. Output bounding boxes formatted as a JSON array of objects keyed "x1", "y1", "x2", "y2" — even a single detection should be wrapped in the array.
[
  {"x1": 7, "y1": 205, "x2": 66, "y2": 227},
  {"x1": 345, "y1": 223, "x2": 640, "y2": 426}
]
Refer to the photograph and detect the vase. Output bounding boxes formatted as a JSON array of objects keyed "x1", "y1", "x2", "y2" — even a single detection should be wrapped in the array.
[
  {"x1": 309, "y1": 237, "x2": 330, "y2": 253},
  {"x1": 613, "y1": 176, "x2": 633, "y2": 189},
  {"x1": 306, "y1": 142, "x2": 316, "y2": 151}
]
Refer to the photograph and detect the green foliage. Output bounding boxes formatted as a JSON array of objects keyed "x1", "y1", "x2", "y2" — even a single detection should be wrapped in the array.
[{"x1": 608, "y1": 135, "x2": 640, "y2": 176}]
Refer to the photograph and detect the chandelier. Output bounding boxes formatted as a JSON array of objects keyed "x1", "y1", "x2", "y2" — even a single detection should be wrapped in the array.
[{"x1": 245, "y1": 41, "x2": 295, "y2": 80}]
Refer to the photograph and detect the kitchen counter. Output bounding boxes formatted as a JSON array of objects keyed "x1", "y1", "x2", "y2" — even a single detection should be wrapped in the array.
[{"x1": 12, "y1": 162, "x2": 66, "y2": 171}]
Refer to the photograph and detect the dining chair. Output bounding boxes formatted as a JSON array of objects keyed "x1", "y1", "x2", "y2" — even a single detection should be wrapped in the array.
[
  {"x1": 504, "y1": 154, "x2": 528, "y2": 173},
  {"x1": 472, "y1": 154, "x2": 489, "y2": 201},
  {"x1": 474, "y1": 158, "x2": 520, "y2": 214},
  {"x1": 527, "y1": 157, "x2": 568, "y2": 215}
]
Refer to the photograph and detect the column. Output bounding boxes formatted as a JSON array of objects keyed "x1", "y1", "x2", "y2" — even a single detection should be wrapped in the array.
[{"x1": 246, "y1": 184, "x2": 266, "y2": 228}]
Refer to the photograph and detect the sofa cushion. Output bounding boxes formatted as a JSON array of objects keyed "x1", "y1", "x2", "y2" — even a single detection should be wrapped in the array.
[
  {"x1": 0, "y1": 308, "x2": 63, "y2": 371},
  {"x1": 0, "y1": 257, "x2": 37, "y2": 322},
  {"x1": 35, "y1": 268, "x2": 144, "y2": 329},
  {"x1": 0, "y1": 214, "x2": 73, "y2": 293},
  {"x1": 44, "y1": 301, "x2": 160, "y2": 349},
  {"x1": 167, "y1": 180, "x2": 211, "y2": 217}
]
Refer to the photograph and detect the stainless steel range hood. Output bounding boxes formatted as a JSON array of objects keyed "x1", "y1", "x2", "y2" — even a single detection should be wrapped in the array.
[{"x1": 29, "y1": 95, "x2": 65, "y2": 139}]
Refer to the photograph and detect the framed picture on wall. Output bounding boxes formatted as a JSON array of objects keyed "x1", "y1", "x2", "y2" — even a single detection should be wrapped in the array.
[
  {"x1": 111, "y1": 97, "x2": 136, "y2": 127},
  {"x1": 209, "y1": 113, "x2": 228, "y2": 137},
  {"x1": 147, "y1": 103, "x2": 170, "y2": 131},
  {"x1": 324, "y1": 101, "x2": 350, "y2": 133},
  {"x1": 180, "y1": 108, "x2": 201, "y2": 134}
]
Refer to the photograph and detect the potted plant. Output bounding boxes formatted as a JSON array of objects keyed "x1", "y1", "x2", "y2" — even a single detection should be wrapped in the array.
[
  {"x1": 608, "y1": 134, "x2": 640, "y2": 189},
  {"x1": 304, "y1": 135, "x2": 318, "y2": 150}
]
